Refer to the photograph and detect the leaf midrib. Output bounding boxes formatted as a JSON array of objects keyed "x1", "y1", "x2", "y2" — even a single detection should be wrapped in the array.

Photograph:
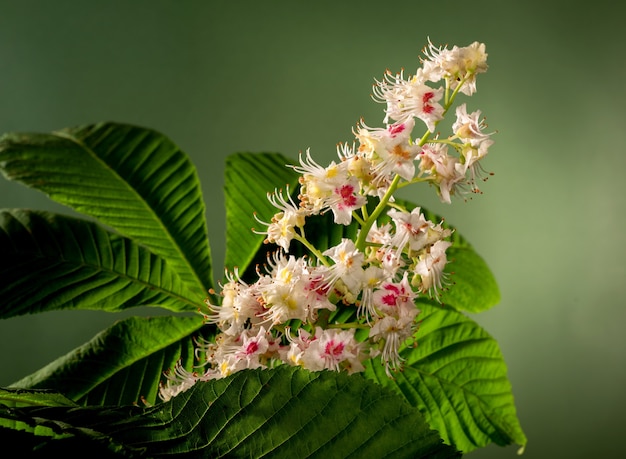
[
  {"x1": 4, "y1": 249, "x2": 199, "y2": 310},
  {"x1": 53, "y1": 128, "x2": 205, "y2": 294}
]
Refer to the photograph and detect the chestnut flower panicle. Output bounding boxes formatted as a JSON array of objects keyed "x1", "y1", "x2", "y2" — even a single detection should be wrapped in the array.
[{"x1": 160, "y1": 39, "x2": 493, "y2": 402}]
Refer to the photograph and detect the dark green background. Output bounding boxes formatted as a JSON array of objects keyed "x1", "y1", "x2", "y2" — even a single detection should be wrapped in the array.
[{"x1": 1, "y1": 1, "x2": 624, "y2": 457}]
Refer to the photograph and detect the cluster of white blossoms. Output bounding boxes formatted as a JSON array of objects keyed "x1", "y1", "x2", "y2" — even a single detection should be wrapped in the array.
[{"x1": 160, "y1": 40, "x2": 493, "y2": 402}]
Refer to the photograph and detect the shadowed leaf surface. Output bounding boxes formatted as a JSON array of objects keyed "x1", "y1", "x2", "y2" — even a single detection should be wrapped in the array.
[
  {"x1": 10, "y1": 315, "x2": 207, "y2": 407},
  {"x1": 0, "y1": 367, "x2": 461, "y2": 458}
]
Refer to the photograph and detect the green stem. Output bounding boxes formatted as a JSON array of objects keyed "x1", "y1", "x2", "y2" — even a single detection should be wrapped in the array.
[
  {"x1": 355, "y1": 174, "x2": 401, "y2": 251},
  {"x1": 444, "y1": 77, "x2": 451, "y2": 106},
  {"x1": 294, "y1": 232, "x2": 331, "y2": 267},
  {"x1": 396, "y1": 176, "x2": 434, "y2": 190},
  {"x1": 352, "y1": 211, "x2": 366, "y2": 227},
  {"x1": 417, "y1": 129, "x2": 432, "y2": 147},
  {"x1": 442, "y1": 74, "x2": 469, "y2": 117},
  {"x1": 360, "y1": 203, "x2": 370, "y2": 221}
]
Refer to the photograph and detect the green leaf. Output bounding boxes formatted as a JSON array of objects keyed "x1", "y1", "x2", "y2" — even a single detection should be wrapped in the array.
[
  {"x1": 0, "y1": 123, "x2": 213, "y2": 297},
  {"x1": 223, "y1": 152, "x2": 299, "y2": 276},
  {"x1": 364, "y1": 304, "x2": 527, "y2": 453},
  {"x1": 11, "y1": 315, "x2": 207, "y2": 407},
  {"x1": 438, "y1": 246, "x2": 500, "y2": 313},
  {"x1": 0, "y1": 388, "x2": 76, "y2": 409},
  {"x1": 0, "y1": 367, "x2": 461, "y2": 458},
  {"x1": 0, "y1": 209, "x2": 201, "y2": 318}
]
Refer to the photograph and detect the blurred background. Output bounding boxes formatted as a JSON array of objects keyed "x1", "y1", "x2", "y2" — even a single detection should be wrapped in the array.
[{"x1": 1, "y1": 1, "x2": 625, "y2": 457}]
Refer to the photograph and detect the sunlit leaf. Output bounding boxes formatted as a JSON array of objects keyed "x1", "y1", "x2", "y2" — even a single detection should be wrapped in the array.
[
  {"x1": 0, "y1": 123, "x2": 213, "y2": 297},
  {"x1": 438, "y1": 246, "x2": 500, "y2": 313},
  {"x1": 364, "y1": 304, "x2": 527, "y2": 453},
  {"x1": 0, "y1": 209, "x2": 200, "y2": 318}
]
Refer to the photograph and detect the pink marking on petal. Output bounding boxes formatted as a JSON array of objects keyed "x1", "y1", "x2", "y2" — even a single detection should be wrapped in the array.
[
  {"x1": 423, "y1": 92, "x2": 435, "y2": 103},
  {"x1": 337, "y1": 185, "x2": 357, "y2": 208},
  {"x1": 325, "y1": 340, "x2": 345, "y2": 357},
  {"x1": 308, "y1": 277, "x2": 330, "y2": 296},
  {"x1": 388, "y1": 123, "x2": 406, "y2": 137},
  {"x1": 339, "y1": 184, "x2": 354, "y2": 198},
  {"x1": 384, "y1": 284, "x2": 401, "y2": 295},
  {"x1": 245, "y1": 341, "x2": 259, "y2": 355},
  {"x1": 381, "y1": 293, "x2": 397, "y2": 306},
  {"x1": 422, "y1": 92, "x2": 435, "y2": 114}
]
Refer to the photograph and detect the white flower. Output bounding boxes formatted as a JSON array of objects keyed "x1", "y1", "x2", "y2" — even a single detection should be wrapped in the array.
[
  {"x1": 209, "y1": 328, "x2": 281, "y2": 378},
  {"x1": 413, "y1": 240, "x2": 452, "y2": 298},
  {"x1": 372, "y1": 70, "x2": 445, "y2": 131},
  {"x1": 301, "y1": 327, "x2": 365, "y2": 373},
  {"x1": 368, "y1": 271, "x2": 422, "y2": 375},
  {"x1": 450, "y1": 104, "x2": 494, "y2": 189},
  {"x1": 460, "y1": 140, "x2": 493, "y2": 192},
  {"x1": 357, "y1": 265, "x2": 387, "y2": 321},
  {"x1": 355, "y1": 118, "x2": 421, "y2": 183},
  {"x1": 452, "y1": 104, "x2": 493, "y2": 148},
  {"x1": 329, "y1": 177, "x2": 367, "y2": 225},
  {"x1": 233, "y1": 326, "x2": 271, "y2": 367},
  {"x1": 365, "y1": 221, "x2": 405, "y2": 278},
  {"x1": 280, "y1": 327, "x2": 315, "y2": 367},
  {"x1": 365, "y1": 220, "x2": 393, "y2": 246},
  {"x1": 254, "y1": 186, "x2": 307, "y2": 251},
  {"x1": 371, "y1": 272, "x2": 418, "y2": 320},
  {"x1": 258, "y1": 251, "x2": 335, "y2": 322},
  {"x1": 321, "y1": 238, "x2": 365, "y2": 295},
  {"x1": 302, "y1": 270, "x2": 337, "y2": 319},
  {"x1": 369, "y1": 313, "x2": 418, "y2": 376},
  {"x1": 291, "y1": 149, "x2": 365, "y2": 225},
  {"x1": 422, "y1": 40, "x2": 488, "y2": 96},
  {"x1": 418, "y1": 143, "x2": 467, "y2": 203},
  {"x1": 262, "y1": 250, "x2": 309, "y2": 287},
  {"x1": 387, "y1": 207, "x2": 434, "y2": 254},
  {"x1": 291, "y1": 149, "x2": 342, "y2": 212},
  {"x1": 336, "y1": 141, "x2": 379, "y2": 197},
  {"x1": 159, "y1": 362, "x2": 201, "y2": 402},
  {"x1": 376, "y1": 245, "x2": 405, "y2": 278},
  {"x1": 204, "y1": 269, "x2": 262, "y2": 337},
  {"x1": 259, "y1": 273, "x2": 309, "y2": 325}
]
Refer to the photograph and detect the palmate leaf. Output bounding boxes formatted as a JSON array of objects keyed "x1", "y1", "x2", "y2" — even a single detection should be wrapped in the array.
[
  {"x1": 0, "y1": 123, "x2": 213, "y2": 298},
  {"x1": 0, "y1": 366, "x2": 461, "y2": 458},
  {"x1": 10, "y1": 315, "x2": 207, "y2": 407},
  {"x1": 0, "y1": 209, "x2": 201, "y2": 318},
  {"x1": 364, "y1": 304, "x2": 527, "y2": 453}
]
